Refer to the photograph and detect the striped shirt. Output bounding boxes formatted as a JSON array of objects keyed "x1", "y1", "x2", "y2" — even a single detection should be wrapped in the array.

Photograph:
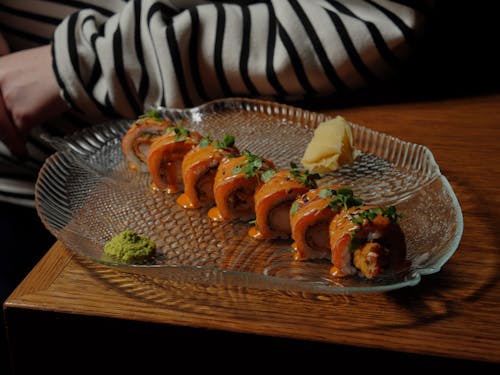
[{"x1": 0, "y1": 0, "x2": 430, "y2": 206}]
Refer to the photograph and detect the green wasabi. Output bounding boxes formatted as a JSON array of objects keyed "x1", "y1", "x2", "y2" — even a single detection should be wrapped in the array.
[{"x1": 104, "y1": 230, "x2": 156, "y2": 263}]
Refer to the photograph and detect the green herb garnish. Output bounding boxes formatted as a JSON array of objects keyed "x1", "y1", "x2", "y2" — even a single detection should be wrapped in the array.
[
  {"x1": 199, "y1": 135, "x2": 213, "y2": 148},
  {"x1": 214, "y1": 134, "x2": 235, "y2": 150},
  {"x1": 347, "y1": 206, "x2": 402, "y2": 252},
  {"x1": 232, "y1": 150, "x2": 267, "y2": 179},
  {"x1": 334, "y1": 188, "x2": 364, "y2": 210},
  {"x1": 166, "y1": 121, "x2": 190, "y2": 142},
  {"x1": 173, "y1": 127, "x2": 190, "y2": 142},
  {"x1": 139, "y1": 108, "x2": 163, "y2": 122},
  {"x1": 290, "y1": 201, "x2": 300, "y2": 216},
  {"x1": 319, "y1": 187, "x2": 335, "y2": 199},
  {"x1": 320, "y1": 187, "x2": 364, "y2": 211},
  {"x1": 261, "y1": 169, "x2": 277, "y2": 182},
  {"x1": 289, "y1": 162, "x2": 320, "y2": 188},
  {"x1": 351, "y1": 206, "x2": 402, "y2": 225}
]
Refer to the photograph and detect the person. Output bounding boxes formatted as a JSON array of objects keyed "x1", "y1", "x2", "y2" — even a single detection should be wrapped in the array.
[
  {"x1": 0, "y1": 0, "x2": 432, "y2": 173},
  {"x1": 0, "y1": 0, "x2": 431, "y2": 372}
]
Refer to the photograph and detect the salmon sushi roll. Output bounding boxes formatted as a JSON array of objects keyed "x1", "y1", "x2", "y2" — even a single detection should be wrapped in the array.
[
  {"x1": 291, "y1": 187, "x2": 363, "y2": 261},
  {"x1": 329, "y1": 205, "x2": 405, "y2": 279},
  {"x1": 121, "y1": 112, "x2": 172, "y2": 172},
  {"x1": 147, "y1": 124, "x2": 202, "y2": 193},
  {"x1": 249, "y1": 167, "x2": 319, "y2": 240},
  {"x1": 290, "y1": 188, "x2": 339, "y2": 261},
  {"x1": 208, "y1": 150, "x2": 275, "y2": 222},
  {"x1": 177, "y1": 135, "x2": 239, "y2": 209}
]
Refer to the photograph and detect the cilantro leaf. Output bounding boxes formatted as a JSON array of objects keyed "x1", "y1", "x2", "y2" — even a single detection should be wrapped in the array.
[
  {"x1": 290, "y1": 201, "x2": 300, "y2": 216},
  {"x1": 231, "y1": 150, "x2": 273, "y2": 181},
  {"x1": 199, "y1": 135, "x2": 213, "y2": 148},
  {"x1": 174, "y1": 127, "x2": 190, "y2": 142},
  {"x1": 319, "y1": 188, "x2": 334, "y2": 198},
  {"x1": 214, "y1": 134, "x2": 235, "y2": 150},
  {"x1": 139, "y1": 109, "x2": 163, "y2": 122},
  {"x1": 165, "y1": 121, "x2": 191, "y2": 142},
  {"x1": 289, "y1": 163, "x2": 320, "y2": 188},
  {"x1": 350, "y1": 206, "x2": 402, "y2": 225},
  {"x1": 327, "y1": 188, "x2": 364, "y2": 211},
  {"x1": 261, "y1": 169, "x2": 276, "y2": 182}
]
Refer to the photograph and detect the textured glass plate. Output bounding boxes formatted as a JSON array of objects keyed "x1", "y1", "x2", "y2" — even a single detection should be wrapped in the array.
[{"x1": 35, "y1": 98, "x2": 463, "y2": 294}]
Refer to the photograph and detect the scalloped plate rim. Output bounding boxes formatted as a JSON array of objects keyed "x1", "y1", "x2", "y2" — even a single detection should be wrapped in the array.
[{"x1": 35, "y1": 98, "x2": 463, "y2": 294}]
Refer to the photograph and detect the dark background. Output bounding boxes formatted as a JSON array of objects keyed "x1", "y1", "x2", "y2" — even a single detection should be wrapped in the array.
[{"x1": 323, "y1": 0, "x2": 500, "y2": 107}]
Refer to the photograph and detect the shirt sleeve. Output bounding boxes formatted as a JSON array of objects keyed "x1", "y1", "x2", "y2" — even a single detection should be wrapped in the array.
[{"x1": 51, "y1": 0, "x2": 430, "y2": 120}]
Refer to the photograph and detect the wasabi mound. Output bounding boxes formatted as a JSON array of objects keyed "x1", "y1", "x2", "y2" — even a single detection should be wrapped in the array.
[{"x1": 104, "y1": 230, "x2": 156, "y2": 263}]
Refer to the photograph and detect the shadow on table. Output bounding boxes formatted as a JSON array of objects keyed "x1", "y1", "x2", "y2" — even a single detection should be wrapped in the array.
[{"x1": 384, "y1": 169, "x2": 500, "y2": 326}]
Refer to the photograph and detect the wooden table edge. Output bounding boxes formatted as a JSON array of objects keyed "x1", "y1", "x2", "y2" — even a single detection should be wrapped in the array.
[{"x1": 4, "y1": 242, "x2": 73, "y2": 306}]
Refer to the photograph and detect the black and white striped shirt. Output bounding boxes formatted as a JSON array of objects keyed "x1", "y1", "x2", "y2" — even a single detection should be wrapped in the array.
[{"x1": 0, "y1": 0, "x2": 430, "y2": 206}]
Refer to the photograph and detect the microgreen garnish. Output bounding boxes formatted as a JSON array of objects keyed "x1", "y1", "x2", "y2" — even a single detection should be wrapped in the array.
[
  {"x1": 139, "y1": 108, "x2": 163, "y2": 122},
  {"x1": 199, "y1": 135, "x2": 213, "y2": 148},
  {"x1": 334, "y1": 188, "x2": 364, "y2": 210},
  {"x1": 347, "y1": 206, "x2": 402, "y2": 252},
  {"x1": 166, "y1": 121, "x2": 190, "y2": 142},
  {"x1": 261, "y1": 169, "x2": 277, "y2": 182},
  {"x1": 214, "y1": 134, "x2": 235, "y2": 150},
  {"x1": 289, "y1": 162, "x2": 320, "y2": 188},
  {"x1": 173, "y1": 127, "x2": 190, "y2": 142},
  {"x1": 319, "y1": 187, "x2": 334, "y2": 199},
  {"x1": 290, "y1": 201, "x2": 300, "y2": 216},
  {"x1": 320, "y1": 187, "x2": 364, "y2": 211},
  {"x1": 232, "y1": 150, "x2": 273, "y2": 181},
  {"x1": 350, "y1": 206, "x2": 402, "y2": 225}
]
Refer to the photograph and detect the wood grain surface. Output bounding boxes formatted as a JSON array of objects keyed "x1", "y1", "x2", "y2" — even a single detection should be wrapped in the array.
[{"x1": 4, "y1": 94, "x2": 500, "y2": 367}]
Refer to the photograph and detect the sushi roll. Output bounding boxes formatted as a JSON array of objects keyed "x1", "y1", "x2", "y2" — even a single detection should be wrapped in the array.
[
  {"x1": 249, "y1": 165, "x2": 319, "y2": 240},
  {"x1": 291, "y1": 187, "x2": 363, "y2": 261},
  {"x1": 147, "y1": 123, "x2": 202, "y2": 193},
  {"x1": 329, "y1": 205, "x2": 405, "y2": 279},
  {"x1": 177, "y1": 135, "x2": 239, "y2": 209},
  {"x1": 208, "y1": 150, "x2": 275, "y2": 222},
  {"x1": 121, "y1": 111, "x2": 172, "y2": 172}
]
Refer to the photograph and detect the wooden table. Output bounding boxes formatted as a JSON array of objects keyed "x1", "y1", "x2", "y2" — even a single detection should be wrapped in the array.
[{"x1": 4, "y1": 94, "x2": 500, "y2": 373}]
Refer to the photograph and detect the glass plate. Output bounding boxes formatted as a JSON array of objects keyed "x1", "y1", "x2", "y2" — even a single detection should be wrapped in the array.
[{"x1": 35, "y1": 98, "x2": 463, "y2": 294}]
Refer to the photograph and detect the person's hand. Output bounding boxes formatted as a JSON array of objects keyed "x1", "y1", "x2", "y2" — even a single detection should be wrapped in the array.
[
  {"x1": 0, "y1": 44, "x2": 69, "y2": 156},
  {"x1": 0, "y1": 32, "x2": 9, "y2": 56}
]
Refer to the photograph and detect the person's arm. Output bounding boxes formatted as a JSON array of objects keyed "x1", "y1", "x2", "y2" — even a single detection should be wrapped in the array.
[
  {"x1": 0, "y1": 45, "x2": 69, "y2": 156},
  {"x1": 52, "y1": 0, "x2": 429, "y2": 119}
]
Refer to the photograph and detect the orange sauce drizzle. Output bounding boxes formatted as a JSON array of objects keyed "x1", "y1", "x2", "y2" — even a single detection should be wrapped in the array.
[
  {"x1": 208, "y1": 207, "x2": 224, "y2": 222},
  {"x1": 149, "y1": 182, "x2": 160, "y2": 191},
  {"x1": 176, "y1": 193, "x2": 196, "y2": 209},
  {"x1": 165, "y1": 185, "x2": 179, "y2": 194},
  {"x1": 247, "y1": 226, "x2": 264, "y2": 240},
  {"x1": 330, "y1": 266, "x2": 347, "y2": 278},
  {"x1": 128, "y1": 162, "x2": 139, "y2": 171},
  {"x1": 291, "y1": 242, "x2": 303, "y2": 261}
]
